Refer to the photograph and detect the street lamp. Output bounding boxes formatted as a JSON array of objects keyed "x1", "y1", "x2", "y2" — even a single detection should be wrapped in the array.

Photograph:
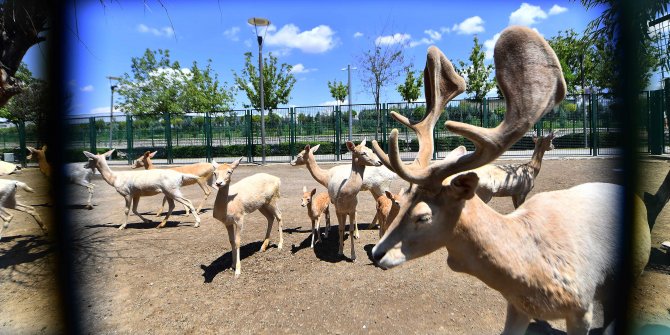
[
  {"x1": 248, "y1": 17, "x2": 271, "y2": 165},
  {"x1": 107, "y1": 76, "x2": 121, "y2": 154},
  {"x1": 341, "y1": 65, "x2": 356, "y2": 141}
]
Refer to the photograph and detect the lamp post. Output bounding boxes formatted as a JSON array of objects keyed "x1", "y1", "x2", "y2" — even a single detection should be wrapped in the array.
[
  {"x1": 341, "y1": 65, "x2": 356, "y2": 141},
  {"x1": 248, "y1": 17, "x2": 270, "y2": 165},
  {"x1": 107, "y1": 76, "x2": 121, "y2": 154}
]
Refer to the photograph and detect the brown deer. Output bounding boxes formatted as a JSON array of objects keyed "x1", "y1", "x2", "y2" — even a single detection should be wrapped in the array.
[
  {"x1": 375, "y1": 191, "x2": 401, "y2": 238},
  {"x1": 369, "y1": 27, "x2": 650, "y2": 334},
  {"x1": 27, "y1": 145, "x2": 51, "y2": 177},
  {"x1": 301, "y1": 186, "x2": 331, "y2": 247}
]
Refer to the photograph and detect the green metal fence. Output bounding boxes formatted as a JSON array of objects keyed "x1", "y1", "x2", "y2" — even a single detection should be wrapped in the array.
[
  {"x1": 65, "y1": 93, "x2": 650, "y2": 165},
  {"x1": 0, "y1": 120, "x2": 40, "y2": 166}
]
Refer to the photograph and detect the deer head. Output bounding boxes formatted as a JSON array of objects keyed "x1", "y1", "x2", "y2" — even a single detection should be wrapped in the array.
[
  {"x1": 533, "y1": 132, "x2": 555, "y2": 152},
  {"x1": 131, "y1": 150, "x2": 157, "y2": 169},
  {"x1": 82, "y1": 149, "x2": 116, "y2": 169},
  {"x1": 26, "y1": 145, "x2": 47, "y2": 161},
  {"x1": 347, "y1": 139, "x2": 382, "y2": 167},
  {"x1": 301, "y1": 186, "x2": 317, "y2": 207},
  {"x1": 290, "y1": 144, "x2": 320, "y2": 166},
  {"x1": 213, "y1": 157, "x2": 243, "y2": 188},
  {"x1": 370, "y1": 26, "x2": 566, "y2": 269}
]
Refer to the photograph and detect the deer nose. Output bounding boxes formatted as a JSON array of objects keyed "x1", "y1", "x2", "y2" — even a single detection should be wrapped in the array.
[{"x1": 216, "y1": 181, "x2": 223, "y2": 187}]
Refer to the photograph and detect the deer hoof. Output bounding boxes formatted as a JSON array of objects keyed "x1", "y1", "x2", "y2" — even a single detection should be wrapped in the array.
[{"x1": 86, "y1": 204, "x2": 93, "y2": 210}]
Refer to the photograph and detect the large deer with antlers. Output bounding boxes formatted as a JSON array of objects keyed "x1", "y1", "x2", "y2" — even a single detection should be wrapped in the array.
[{"x1": 370, "y1": 26, "x2": 649, "y2": 335}]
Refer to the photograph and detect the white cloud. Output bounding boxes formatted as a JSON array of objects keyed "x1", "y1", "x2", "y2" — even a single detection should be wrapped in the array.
[
  {"x1": 375, "y1": 33, "x2": 411, "y2": 46},
  {"x1": 409, "y1": 38, "x2": 433, "y2": 48},
  {"x1": 484, "y1": 32, "x2": 501, "y2": 60},
  {"x1": 548, "y1": 4, "x2": 568, "y2": 15},
  {"x1": 244, "y1": 39, "x2": 253, "y2": 48},
  {"x1": 80, "y1": 85, "x2": 94, "y2": 92},
  {"x1": 424, "y1": 29, "x2": 442, "y2": 41},
  {"x1": 509, "y1": 3, "x2": 548, "y2": 26},
  {"x1": 264, "y1": 24, "x2": 337, "y2": 53},
  {"x1": 290, "y1": 63, "x2": 316, "y2": 74},
  {"x1": 322, "y1": 99, "x2": 349, "y2": 106},
  {"x1": 137, "y1": 23, "x2": 175, "y2": 38},
  {"x1": 440, "y1": 26, "x2": 452, "y2": 34},
  {"x1": 353, "y1": 32, "x2": 363, "y2": 38},
  {"x1": 452, "y1": 16, "x2": 485, "y2": 35},
  {"x1": 90, "y1": 106, "x2": 121, "y2": 115},
  {"x1": 223, "y1": 26, "x2": 240, "y2": 41}
]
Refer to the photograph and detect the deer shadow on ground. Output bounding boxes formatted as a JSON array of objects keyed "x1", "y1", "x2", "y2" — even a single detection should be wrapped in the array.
[
  {"x1": 200, "y1": 241, "x2": 264, "y2": 283},
  {"x1": 0, "y1": 234, "x2": 55, "y2": 288},
  {"x1": 646, "y1": 247, "x2": 670, "y2": 275},
  {"x1": 525, "y1": 320, "x2": 606, "y2": 334},
  {"x1": 290, "y1": 224, "x2": 377, "y2": 263}
]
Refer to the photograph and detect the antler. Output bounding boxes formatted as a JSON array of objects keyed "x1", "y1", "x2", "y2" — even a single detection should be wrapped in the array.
[
  {"x1": 382, "y1": 26, "x2": 566, "y2": 187},
  {"x1": 372, "y1": 45, "x2": 466, "y2": 170}
]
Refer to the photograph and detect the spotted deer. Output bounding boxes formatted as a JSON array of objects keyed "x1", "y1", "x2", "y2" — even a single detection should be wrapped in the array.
[{"x1": 369, "y1": 27, "x2": 650, "y2": 335}]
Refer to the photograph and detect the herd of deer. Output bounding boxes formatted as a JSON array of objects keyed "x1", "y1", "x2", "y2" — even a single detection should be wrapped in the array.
[{"x1": 0, "y1": 26, "x2": 659, "y2": 334}]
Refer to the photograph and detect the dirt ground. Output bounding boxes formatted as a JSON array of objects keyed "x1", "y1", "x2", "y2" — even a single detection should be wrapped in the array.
[
  {"x1": 3, "y1": 157, "x2": 668, "y2": 334},
  {"x1": 0, "y1": 168, "x2": 60, "y2": 334}
]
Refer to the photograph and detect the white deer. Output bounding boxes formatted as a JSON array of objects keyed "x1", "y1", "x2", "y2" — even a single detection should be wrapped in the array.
[
  {"x1": 66, "y1": 159, "x2": 98, "y2": 210},
  {"x1": 131, "y1": 150, "x2": 217, "y2": 215},
  {"x1": 370, "y1": 27, "x2": 650, "y2": 335},
  {"x1": 0, "y1": 179, "x2": 45, "y2": 240},
  {"x1": 83, "y1": 149, "x2": 201, "y2": 229},
  {"x1": 290, "y1": 144, "x2": 396, "y2": 232},
  {"x1": 212, "y1": 158, "x2": 283, "y2": 277}
]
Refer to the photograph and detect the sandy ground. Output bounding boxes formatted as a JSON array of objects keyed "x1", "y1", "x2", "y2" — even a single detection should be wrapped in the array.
[{"x1": 2, "y1": 157, "x2": 668, "y2": 334}]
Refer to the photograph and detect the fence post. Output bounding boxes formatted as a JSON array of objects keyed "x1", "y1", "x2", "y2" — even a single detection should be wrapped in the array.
[
  {"x1": 650, "y1": 90, "x2": 665, "y2": 155},
  {"x1": 88, "y1": 117, "x2": 97, "y2": 154},
  {"x1": 164, "y1": 113, "x2": 173, "y2": 164},
  {"x1": 126, "y1": 115, "x2": 133, "y2": 164},
  {"x1": 246, "y1": 110, "x2": 253, "y2": 163},
  {"x1": 665, "y1": 78, "x2": 670, "y2": 153},
  {"x1": 289, "y1": 107, "x2": 296, "y2": 160},
  {"x1": 205, "y1": 112, "x2": 213, "y2": 162},
  {"x1": 335, "y1": 106, "x2": 341, "y2": 161},
  {"x1": 590, "y1": 94, "x2": 598, "y2": 156},
  {"x1": 482, "y1": 98, "x2": 489, "y2": 128},
  {"x1": 18, "y1": 120, "x2": 26, "y2": 168}
]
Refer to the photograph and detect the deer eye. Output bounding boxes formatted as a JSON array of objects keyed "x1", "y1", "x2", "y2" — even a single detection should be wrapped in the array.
[
  {"x1": 361, "y1": 152, "x2": 367, "y2": 156},
  {"x1": 417, "y1": 215, "x2": 432, "y2": 224}
]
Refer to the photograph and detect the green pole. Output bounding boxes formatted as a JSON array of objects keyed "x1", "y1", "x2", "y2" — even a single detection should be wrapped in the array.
[
  {"x1": 205, "y1": 112, "x2": 213, "y2": 162},
  {"x1": 89, "y1": 117, "x2": 97, "y2": 154},
  {"x1": 289, "y1": 107, "x2": 295, "y2": 160},
  {"x1": 165, "y1": 113, "x2": 173, "y2": 164},
  {"x1": 590, "y1": 94, "x2": 598, "y2": 156},
  {"x1": 18, "y1": 120, "x2": 26, "y2": 168},
  {"x1": 335, "y1": 105, "x2": 341, "y2": 161},
  {"x1": 126, "y1": 115, "x2": 133, "y2": 164}
]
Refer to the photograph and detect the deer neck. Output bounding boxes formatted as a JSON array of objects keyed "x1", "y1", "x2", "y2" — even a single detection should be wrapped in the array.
[
  {"x1": 445, "y1": 198, "x2": 535, "y2": 295},
  {"x1": 341, "y1": 159, "x2": 366, "y2": 196},
  {"x1": 213, "y1": 184, "x2": 231, "y2": 222},
  {"x1": 37, "y1": 156, "x2": 51, "y2": 176},
  {"x1": 527, "y1": 146, "x2": 546, "y2": 177},
  {"x1": 144, "y1": 159, "x2": 155, "y2": 170},
  {"x1": 95, "y1": 159, "x2": 118, "y2": 186},
  {"x1": 304, "y1": 154, "x2": 330, "y2": 187}
]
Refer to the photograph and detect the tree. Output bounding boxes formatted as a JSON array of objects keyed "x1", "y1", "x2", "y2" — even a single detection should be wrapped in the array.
[
  {"x1": 456, "y1": 36, "x2": 495, "y2": 102},
  {"x1": 0, "y1": 63, "x2": 49, "y2": 144},
  {"x1": 357, "y1": 37, "x2": 406, "y2": 139},
  {"x1": 233, "y1": 52, "x2": 296, "y2": 110},
  {"x1": 0, "y1": 0, "x2": 50, "y2": 107},
  {"x1": 397, "y1": 66, "x2": 424, "y2": 103},
  {"x1": 327, "y1": 80, "x2": 347, "y2": 105},
  {"x1": 182, "y1": 60, "x2": 236, "y2": 113}
]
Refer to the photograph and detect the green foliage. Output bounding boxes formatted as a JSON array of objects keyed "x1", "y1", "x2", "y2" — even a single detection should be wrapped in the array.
[
  {"x1": 397, "y1": 66, "x2": 424, "y2": 103},
  {"x1": 233, "y1": 52, "x2": 296, "y2": 109},
  {"x1": 0, "y1": 63, "x2": 48, "y2": 143},
  {"x1": 456, "y1": 36, "x2": 495, "y2": 102},
  {"x1": 116, "y1": 49, "x2": 234, "y2": 116},
  {"x1": 327, "y1": 80, "x2": 348, "y2": 104}
]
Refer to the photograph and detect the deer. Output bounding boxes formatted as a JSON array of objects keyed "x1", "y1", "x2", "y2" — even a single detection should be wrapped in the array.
[
  {"x1": 65, "y1": 160, "x2": 97, "y2": 210},
  {"x1": 211, "y1": 157, "x2": 283, "y2": 277},
  {"x1": 450, "y1": 132, "x2": 555, "y2": 208},
  {"x1": 131, "y1": 150, "x2": 217, "y2": 215},
  {"x1": 369, "y1": 27, "x2": 650, "y2": 335},
  {"x1": 375, "y1": 191, "x2": 401, "y2": 238},
  {"x1": 0, "y1": 179, "x2": 46, "y2": 240},
  {"x1": 83, "y1": 149, "x2": 202, "y2": 230},
  {"x1": 301, "y1": 186, "x2": 331, "y2": 248},
  {"x1": 290, "y1": 144, "x2": 397, "y2": 232},
  {"x1": 326, "y1": 140, "x2": 382, "y2": 261},
  {"x1": 0, "y1": 160, "x2": 21, "y2": 175},
  {"x1": 27, "y1": 145, "x2": 51, "y2": 177}
]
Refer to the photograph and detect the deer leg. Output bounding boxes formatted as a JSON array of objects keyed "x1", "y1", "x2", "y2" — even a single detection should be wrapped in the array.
[
  {"x1": 233, "y1": 219, "x2": 242, "y2": 277},
  {"x1": 194, "y1": 178, "x2": 211, "y2": 214},
  {"x1": 258, "y1": 207, "x2": 274, "y2": 252},
  {"x1": 379, "y1": 215, "x2": 386, "y2": 238},
  {"x1": 512, "y1": 193, "x2": 527, "y2": 209},
  {"x1": 314, "y1": 214, "x2": 322, "y2": 244},
  {"x1": 336, "y1": 212, "x2": 346, "y2": 257},
  {"x1": 501, "y1": 302, "x2": 530, "y2": 335},
  {"x1": 368, "y1": 191, "x2": 379, "y2": 228},
  {"x1": 349, "y1": 211, "x2": 357, "y2": 261},
  {"x1": 85, "y1": 183, "x2": 94, "y2": 209},
  {"x1": 324, "y1": 206, "x2": 331, "y2": 238},
  {"x1": 353, "y1": 210, "x2": 360, "y2": 239},
  {"x1": 156, "y1": 197, "x2": 167, "y2": 217},
  {"x1": 310, "y1": 218, "x2": 317, "y2": 248},
  {"x1": 131, "y1": 195, "x2": 151, "y2": 223},
  {"x1": 157, "y1": 197, "x2": 175, "y2": 229},
  {"x1": 270, "y1": 202, "x2": 283, "y2": 250},
  {"x1": 0, "y1": 208, "x2": 13, "y2": 240},
  {"x1": 14, "y1": 203, "x2": 46, "y2": 234},
  {"x1": 170, "y1": 192, "x2": 200, "y2": 228},
  {"x1": 121, "y1": 195, "x2": 132, "y2": 230},
  {"x1": 566, "y1": 304, "x2": 593, "y2": 335}
]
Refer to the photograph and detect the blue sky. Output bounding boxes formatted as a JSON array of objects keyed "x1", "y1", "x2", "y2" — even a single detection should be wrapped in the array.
[{"x1": 51, "y1": 0, "x2": 606, "y2": 116}]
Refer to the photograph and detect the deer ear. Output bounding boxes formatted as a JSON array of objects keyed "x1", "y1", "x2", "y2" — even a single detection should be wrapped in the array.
[
  {"x1": 103, "y1": 149, "x2": 115, "y2": 157},
  {"x1": 303, "y1": 186, "x2": 307, "y2": 192},
  {"x1": 144, "y1": 151, "x2": 151, "y2": 157},
  {"x1": 311, "y1": 144, "x2": 320, "y2": 153},
  {"x1": 311, "y1": 188, "x2": 317, "y2": 196},
  {"x1": 83, "y1": 151, "x2": 97, "y2": 160},
  {"x1": 360, "y1": 138, "x2": 367, "y2": 147},
  {"x1": 304, "y1": 144, "x2": 311, "y2": 152},
  {"x1": 27, "y1": 146, "x2": 36, "y2": 152},
  {"x1": 149, "y1": 151, "x2": 158, "y2": 158},
  {"x1": 450, "y1": 172, "x2": 479, "y2": 200},
  {"x1": 42, "y1": 145, "x2": 47, "y2": 152},
  {"x1": 346, "y1": 141, "x2": 355, "y2": 152},
  {"x1": 444, "y1": 146, "x2": 467, "y2": 160},
  {"x1": 230, "y1": 157, "x2": 243, "y2": 169}
]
